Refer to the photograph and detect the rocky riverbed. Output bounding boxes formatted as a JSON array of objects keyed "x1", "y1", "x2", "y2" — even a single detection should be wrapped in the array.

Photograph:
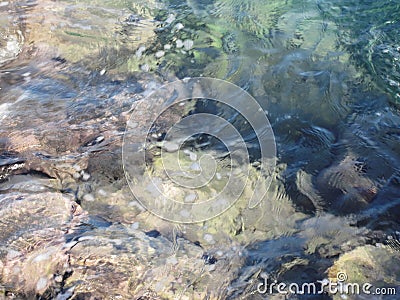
[{"x1": 1, "y1": 0, "x2": 400, "y2": 299}]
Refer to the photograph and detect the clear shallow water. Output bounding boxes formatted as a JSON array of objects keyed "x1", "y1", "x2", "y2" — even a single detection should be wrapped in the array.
[{"x1": 0, "y1": 0, "x2": 400, "y2": 299}]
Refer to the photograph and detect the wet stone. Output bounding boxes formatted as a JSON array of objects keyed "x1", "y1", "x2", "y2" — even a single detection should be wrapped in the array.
[
  {"x1": 184, "y1": 193, "x2": 197, "y2": 203},
  {"x1": 155, "y1": 50, "x2": 165, "y2": 58},
  {"x1": 175, "y1": 23, "x2": 184, "y2": 30},
  {"x1": 81, "y1": 171, "x2": 91, "y2": 181},
  {"x1": 189, "y1": 152, "x2": 197, "y2": 161},
  {"x1": 0, "y1": 191, "x2": 85, "y2": 296},
  {"x1": 140, "y1": 64, "x2": 150, "y2": 72},
  {"x1": 161, "y1": 141, "x2": 179, "y2": 152},
  {"x1": 183, "y1": 39, "x2": 194, "y2": 51},
  {"x1": 204, "y1": 234, "x2": 214, "y2": 244},
  {"x1": 83, "y1": 194, "x2": 95, "y2": 202},
  {"x1": 176, "y1": 39, "x2": 183, "y2": 48}
]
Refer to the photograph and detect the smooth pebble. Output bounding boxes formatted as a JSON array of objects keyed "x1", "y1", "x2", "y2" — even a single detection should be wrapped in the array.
[
  {"x1": 184, "y1": 193, "x2": 197, "y2": 203},
  {"x1": 175, "y1": 23, "x2": 184, "y2": 30},
  {"x1": 97, "y1": 189, "x2": 107, "y2": 196},
  {"x1": 207, "y1": 264, "x2": 216, "y2": 272},
  {"x1": 165, "y1": 14, "x2": 175, "y2": 24},
  {"x1": 176, "y1": 39, "x2": 183, "y2": 48},
  {"x1": 140, "y1": 64, "x2": 149, "y2": 72},
  {"x1": 131, "y1": 222, "x2": 140, "y2": 230},
  {"x1": 83, "y1": 194, "x2": 95, "y2": 202},
  {"x1": 183, "y1": 39, "x2": 194, "y2": 50},
  {"x1": 190, "y1": 162, "x2": 201, "y2": 171},
  {"x1": 81, "y1": 172, "x2": 91, "y2": 181},
  {"x1": 155, "y1": 50, "x2": 165, "y2": 58},
  {"x1": 189, "y1": 152, "x2": 197, "y2": 161},
  {"x1": 36, "y1": 277, "x2": 47, "y2": 291},
  {"x1": 136, "y1": 45, "x2": 146, "y2": 58},
  {"x1": 204, "y1": 234, "x2": 214, "y2": 244},
  {"x1": 162, "y1": 141, "x2": 179, "y2": 152}
]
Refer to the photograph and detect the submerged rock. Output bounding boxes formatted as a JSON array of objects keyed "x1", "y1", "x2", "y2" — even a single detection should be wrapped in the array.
[
  {"x1": 0, "y1": 2, "x2": 24, "y2": 67},
  {"x1": 327, "y1": 245, "x2": 400, "y2": 299},
  {"x1": 64, "y1": 224, "x2": 243, "y2": 299},
  {"x1": 316, "y1": 155, "x2": 378, "y2": 214},
  {"x1": 135, "y1": 151, "x2": 303, "y2": 247},
  {"x1": 0, "y1": 192, "x2": 84, "y2": 297},
  {"x1": 0, "y1": 190, "x2": 245, "y2": 299}
]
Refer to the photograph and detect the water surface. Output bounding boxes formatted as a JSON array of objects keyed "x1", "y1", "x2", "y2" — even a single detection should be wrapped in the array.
[{"x1": 1, "y1": 0, "x2": 399, "y2": 299}]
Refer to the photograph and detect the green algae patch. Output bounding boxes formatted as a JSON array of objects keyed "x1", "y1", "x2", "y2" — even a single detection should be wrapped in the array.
[{"x1": 139, "y1": 149, "x2": 305, "y2": 246}]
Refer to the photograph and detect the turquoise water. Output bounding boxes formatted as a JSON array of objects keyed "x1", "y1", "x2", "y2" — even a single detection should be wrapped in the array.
[{"x1": 0, "y1": 0, "x2": 400, "y2": 299}]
